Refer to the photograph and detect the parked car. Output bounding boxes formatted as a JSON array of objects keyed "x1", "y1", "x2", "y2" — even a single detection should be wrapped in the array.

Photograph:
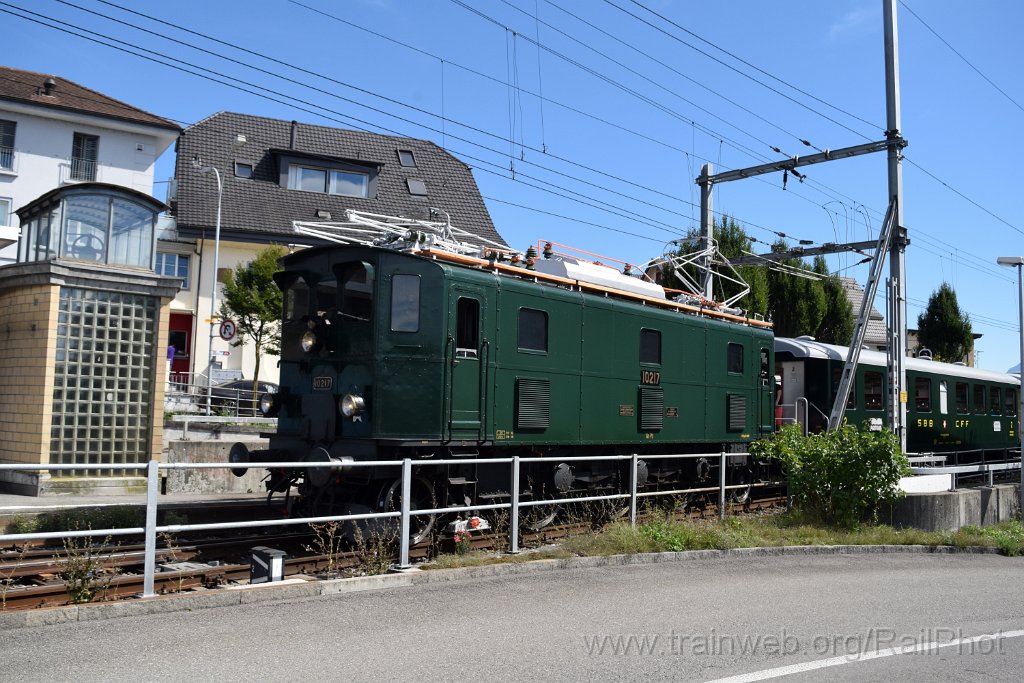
[{"x1": 210, "y1": 379, "x2": 278, "y2": 414}]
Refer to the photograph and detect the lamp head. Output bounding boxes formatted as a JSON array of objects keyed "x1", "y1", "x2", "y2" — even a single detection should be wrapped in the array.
[{"x1": 997, "y1": 256, "x2": 1024, "y2": 267}]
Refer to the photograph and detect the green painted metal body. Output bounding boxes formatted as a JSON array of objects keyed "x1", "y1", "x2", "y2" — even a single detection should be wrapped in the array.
[{"x1": 272, "y1": 245, "x2": 774, "y2": 458}]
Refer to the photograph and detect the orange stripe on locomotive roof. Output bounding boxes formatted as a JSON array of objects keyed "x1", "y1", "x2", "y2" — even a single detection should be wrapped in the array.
[{"x1": 413, "y1": 248, "x2": 773, "y2": 329}]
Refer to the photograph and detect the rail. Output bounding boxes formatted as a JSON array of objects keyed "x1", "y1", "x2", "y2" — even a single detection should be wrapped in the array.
[{"x1": 0, "y1": 451, "x2": 769, "y2": 600}]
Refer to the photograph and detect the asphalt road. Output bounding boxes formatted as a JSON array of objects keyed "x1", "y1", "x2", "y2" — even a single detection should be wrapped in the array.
[{"x1": 1, "y1": 552, "x2": 1022, "y2": 682}]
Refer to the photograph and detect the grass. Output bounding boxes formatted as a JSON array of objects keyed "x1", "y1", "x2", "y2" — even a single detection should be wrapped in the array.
[{"x1": 422, "y1": 513, "x2": 1024, "y2": 569}]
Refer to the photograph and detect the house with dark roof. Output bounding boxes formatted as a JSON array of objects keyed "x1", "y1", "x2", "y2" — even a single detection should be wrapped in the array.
[
  {"x1": 165, "y1": 111, "x2": 503, "y2": 385},
  {"x1": 0, "y1": 65, "x2": 181, "y2": 265}
]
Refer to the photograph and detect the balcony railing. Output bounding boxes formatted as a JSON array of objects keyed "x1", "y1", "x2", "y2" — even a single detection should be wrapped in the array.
[
  {"x1": 70, "y1": 157, "x2": 97, "y2": 181},
  {"x1": 0, "y1": 145, "x2": 14, "y2": 171}
]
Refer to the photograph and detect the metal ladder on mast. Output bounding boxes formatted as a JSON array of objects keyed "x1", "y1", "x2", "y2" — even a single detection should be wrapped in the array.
[{"x1": 827, "y1": 199, "x2": 898, "y2": 432}]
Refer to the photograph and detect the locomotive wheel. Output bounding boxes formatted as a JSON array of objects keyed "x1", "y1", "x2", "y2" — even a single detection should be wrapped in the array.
[
  {"x1": 377, "y1": 476, "x2": 437, "y2": 545},
  {"x1": 728, "y1": 465, "x2": 753, "y2": 505}
]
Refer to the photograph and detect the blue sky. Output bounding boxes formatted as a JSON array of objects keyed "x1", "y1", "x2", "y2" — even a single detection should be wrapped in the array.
[{"x1": 4, "y1": 0, "x2": 1023, "y2": 372}]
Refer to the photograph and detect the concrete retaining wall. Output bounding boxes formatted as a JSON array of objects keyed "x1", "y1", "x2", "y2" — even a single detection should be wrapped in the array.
[
  {"x1": 885, "y1": 484, "x2": 1021, "y2": 531},
  {"x1": 165, "y1": 440, "x2": 267, "y2": 494}
]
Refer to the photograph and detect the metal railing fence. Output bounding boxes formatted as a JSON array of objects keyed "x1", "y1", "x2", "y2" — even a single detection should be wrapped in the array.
[
  {"x1": 0, "y1": 451, "x2": 770, "y2": 599},
  {"x1": 164, "y1": 379, "x2": 272, "y2": 418}
]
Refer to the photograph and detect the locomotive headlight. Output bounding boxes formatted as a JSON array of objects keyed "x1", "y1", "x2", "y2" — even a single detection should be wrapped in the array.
[
  {"x1": 301, "y1": 330, "x2": 318, "y2": 353},
  {"x1": 339, "y1": 393, "x2": 366, "y2": 418},
  {"x1": 259, "y1": 392, "x2": 278, "y2": 416}
]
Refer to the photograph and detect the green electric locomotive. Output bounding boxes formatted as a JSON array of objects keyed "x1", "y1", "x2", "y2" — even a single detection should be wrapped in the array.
[{"x1": 234, "y1": 238, "x2": 775, "y2": 534}]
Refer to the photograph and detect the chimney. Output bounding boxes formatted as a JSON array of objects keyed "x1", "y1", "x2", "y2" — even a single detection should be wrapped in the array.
[
  {"x1": 43, "y1": 77, "x2": 56, "y2": 96},
  {"x1": 289, "y1": 120, "x2": 298, "y2": 150}
]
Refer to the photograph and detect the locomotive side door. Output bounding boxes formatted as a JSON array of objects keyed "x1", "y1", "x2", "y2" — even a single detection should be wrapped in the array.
[{"x1": 447, "y1": 286, "x2": 489, "y2": 441}]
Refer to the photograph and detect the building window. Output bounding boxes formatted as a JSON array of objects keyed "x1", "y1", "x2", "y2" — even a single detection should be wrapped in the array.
[
  {"x1": 407, "y1": 178, "x2": 427, "y2": 196},
  {"x1": 0, "y1": 119, "x2": 15, "y2": 171},
  {"x1": 155, "y1": 252, "x2": 190, "y2": 290},
  {"x1": 287, "y1": 164, "x2": 368, "y2": 197},
  {"x1": 518, "y1": 308, "x2": 548, "y2": 352},
  {"x1": 0, "y1": 197, "x2": 11, "y2": 226},
  {"x1": 71, "y1": 132, "x2": 99, "y2": 181},
  {"x1": 52, "y1": 287, "x2": 157, "y2": 475},
  {"x1": 640, "y1": 329, "x2": 661, "y2": 365},
  {"x1": 234, "y1": 162, "x2": 253, "y2": 179},
  {"x1": 397, "y1": 149, "x2": 416, "y2": 167},
  {"x1": 727, "y1": 343, "x2": 743, "y2": 374},
  {"x1": 865, "y1": 371, "x2": 884, "y2": 410}
]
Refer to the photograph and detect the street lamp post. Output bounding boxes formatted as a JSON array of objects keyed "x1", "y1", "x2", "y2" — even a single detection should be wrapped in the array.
[
  {"x1": 996, "y1": 255, "x2": 1024, "y2": 520},
  {"x1": 193, "y1": 156, "x2": 222, "y2": 416}
]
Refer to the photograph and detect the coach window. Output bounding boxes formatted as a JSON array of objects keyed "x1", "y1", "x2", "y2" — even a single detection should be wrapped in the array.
[
  {"x1": 939, "y1": 381, "x2": 948, "y2": 415},
  {"x1": 727, "y1": 343, "x2": 744, "y2": 374},
  {"x1": 990, "y1": 387, "x2": 1002, "y2": 415},
  {"x1": 640, "y1": 329, "x2": 661, "y2": 365},
  {"x1": 518, "y1": 308, "x2": 548, "y2": 352},
  {"x1": 973, "y1": 384, "x2": 986, "y2": 414},
  {"x1": 390, "y1": 274, "x2": 420, "y2": 332},
  {"x1": 338, "y1": 262, "x2": 374, "y2": 321},
  {"x1": 832, "y1": 367, "x2": 856, "y2": 408},
  {"x1": 1005, "y1": 388, "x2": 1017, "y2": 416},
  {"x1": 456, "y1": 298, "x2": 479, "y2": 356},
  {"x1": 955, "y1": 383, "x2": 969, "y2": 414},
  {"x1": 864, "y1": 371, "x2": 883, "y2": 410},
  {"x1": 914, "y1": 377, "x2": 932, "y2": 412}
]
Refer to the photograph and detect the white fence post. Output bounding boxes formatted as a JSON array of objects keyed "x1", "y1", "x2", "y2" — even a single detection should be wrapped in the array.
[
  {"x1": 509, "y1": 456, "x2": 520, "y2": 554},
  {"x1": 398, "y1": 458, "x2": 412, "y2": 569},
  {"x1": 629, "y1": 454, "x2": 638, "y2": 527},
  {"x1": 719, "y1": 452, "x2": 727, "y2": 521},
  {"x1": 142, "y1": 460, "x2": 159, "y2": 598}
]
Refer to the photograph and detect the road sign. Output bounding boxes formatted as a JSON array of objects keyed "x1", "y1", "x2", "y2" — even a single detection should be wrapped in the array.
[{"x1": 219, "y1": 319, "x2": 237, "y2": 341}]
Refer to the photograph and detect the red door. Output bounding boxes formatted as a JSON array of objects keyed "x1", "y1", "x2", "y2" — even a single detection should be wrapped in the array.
[{"x1": 168, "y1": 313, "x2": 193, "y2": 380}]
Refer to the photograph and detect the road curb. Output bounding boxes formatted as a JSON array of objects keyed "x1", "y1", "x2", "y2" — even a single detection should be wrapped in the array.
[{"x1": 0, "y1": 544, "x2": 1007, "y2": 629}]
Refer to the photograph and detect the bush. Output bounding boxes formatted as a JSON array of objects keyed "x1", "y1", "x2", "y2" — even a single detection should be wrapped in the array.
[{"x1": 750, "y1": 424, "x2": 909, "y2": 527}]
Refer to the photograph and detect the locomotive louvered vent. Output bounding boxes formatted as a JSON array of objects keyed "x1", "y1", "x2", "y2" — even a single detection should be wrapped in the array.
[
  {"x1": 640, "y1": 386, "x2": 664, "y2": 431},
  {"x1": 727, "y1": 394, "x2": 747, "y2": 432},
  {"x1": 516, "y1": 378, "x2": 550, "y2": 430}
]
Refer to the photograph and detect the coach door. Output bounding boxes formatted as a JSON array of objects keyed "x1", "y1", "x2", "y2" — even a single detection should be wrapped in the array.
[{"x1": 447, "y1": 287, "x2": 490, "y2": 441}]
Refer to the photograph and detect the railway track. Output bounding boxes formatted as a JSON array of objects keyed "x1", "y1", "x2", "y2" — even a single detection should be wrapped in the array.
[{"x1": 0, "y1": 495, "x2": 787, "y2": 612}]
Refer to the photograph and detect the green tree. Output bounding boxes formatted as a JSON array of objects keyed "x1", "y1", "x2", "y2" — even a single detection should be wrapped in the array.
[
  {"x1": 219, "y1": 245, "x2": 287, "y2": 392},
  {"x1": 812, "y1": 255, "x2": 854, "y2": 344},
  {"x1": 916, "y1": 282, "x2": 973, "y2": 362}
]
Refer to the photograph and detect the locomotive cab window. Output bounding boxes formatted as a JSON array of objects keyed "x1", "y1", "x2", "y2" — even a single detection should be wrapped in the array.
[
  {"x1": 640, "y1": 329, "x2": 661, "y2": 365},
  {"x1": 990, "y1": 387, "x2": 1002, "y2": 415},
  {"x1": 315, "y1": 278, "x2": 338, "y2": 317},
  {"x1": 973, "y1": 385, "x2": 986, "y2": 414},
  {"x1": 914, "y1": 377, "x2": 932, "y2": 412},
  {"x1": 390, "y1": 274, "x2": 420, "y2": 332},
  {"x1": 864, "y1": 371, "x2": 883, "y2": 410},
  {"x1": 518, "y1": 308, "x2": 548, "y2": 352},
  {"x1": 456, "y1": 297, "x2": 480, "y2": 357},
  {"x1": 337, "y1": 262, "x2": 374, "y2": 321},
  {"x1": 955, "y1": 383, "x2": 969, "y2": 414},
  {"x1": 760, "y1": 347, "x2": 770, "y2": 386},
  {"x1": 1005, "y1": 388, "x2": 1017, "y2": 416},
  {"x1": 281, "y1": 276, "x2": 310, "y2": 322},
  {"x1": 727, "y1": 343, "x2": 744, "y2": 374}
]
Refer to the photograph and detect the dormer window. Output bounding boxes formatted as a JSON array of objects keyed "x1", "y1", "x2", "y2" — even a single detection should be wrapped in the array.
[
  {"x1": 397, "y1": 149, "x2": 416, "y2": 167},
  {"x1": 287, "y1": 164, "x2": 368, "y2": 198}
]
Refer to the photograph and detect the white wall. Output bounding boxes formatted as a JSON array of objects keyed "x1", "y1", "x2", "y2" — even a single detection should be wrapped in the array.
[{"x1": 0, "y1": 106, "x2": 173, "y2": 265}]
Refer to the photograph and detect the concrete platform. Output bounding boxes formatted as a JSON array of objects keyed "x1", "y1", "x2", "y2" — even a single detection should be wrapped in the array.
[{"x1": 885, "y1": 483, "x2": 1021, "y2": 532}]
